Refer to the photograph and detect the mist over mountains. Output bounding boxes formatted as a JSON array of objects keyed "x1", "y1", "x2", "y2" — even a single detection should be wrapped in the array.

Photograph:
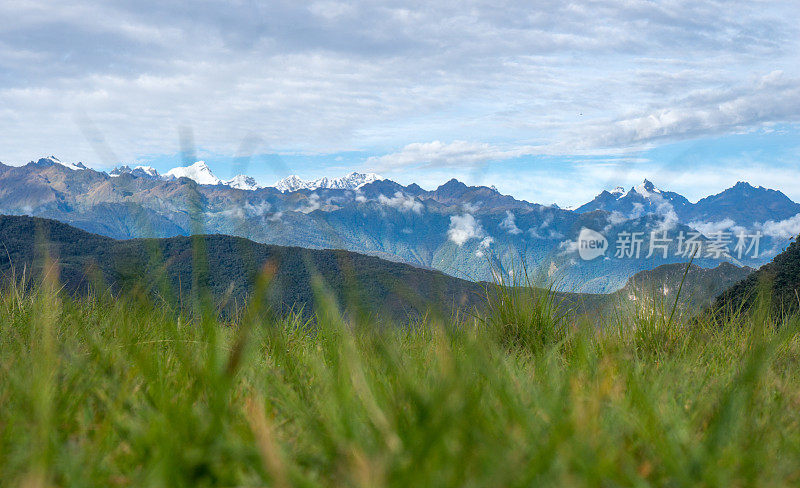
[{"x1": 1, "y1": 156, "x2": 797, "y2": 293}]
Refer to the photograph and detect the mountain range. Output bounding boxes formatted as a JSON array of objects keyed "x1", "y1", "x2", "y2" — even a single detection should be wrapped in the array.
[
  {"x1": 1, "y1": 215, "x2": 756, "y2": 321},
  {"x1": 109, "y1": 159, "x2": 383, "y2": 193},
  {"x1": 0, "y1": 156, "x2": 797, "y2": 293}
]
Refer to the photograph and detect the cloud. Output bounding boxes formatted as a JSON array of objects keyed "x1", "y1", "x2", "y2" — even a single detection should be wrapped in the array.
[
  {"x1": 367, "y1": 141, "x2": 535, "y2": 170},
  {"x1": 475, "y1": 236, "x2": 494, "y2": 257},
  {"x1": 245, "y1": 201, "x2": 272, "y2": 216},
  {"x1": 652, "y1": 196, "x2": 679, "y2": 232},
  {"x1": 462, "y1": 202, "x2": 481, "y2": 213},
  {"x1": 688, "y1": 218, "x2": 740, "y2": 237},
  {"x1": 630, "y1": 202, "x2": 645, "y2": 219},
  {"x1": 586, "y1": 72, "x2": 800, "y2": 148},
  {"x1": 378, "y1": 191, "x2": 423, "y2": 213},
  {"x1": 447, "y1": 213, "x2": 485, "y2": 246},
  {"x1": 558, "y1": 239, "x2": 580, "y2": 255},
  {"x1": 0, "y1": 0, "x2": 797, "y2": 189},
  {"x1": 608, "y1": 211, "x2": 628, "y2": 225},
  {"x1": 499, "y1": 210, "x2": 522, "y2": 234},
  {"x1": 758, "y1": 213, "x2": 800, "y2": 239},
  {"x1": 208, "y1": 199, "x2": 272, "y2": 218},
  {"x1": 297, "y1": 192, "x2": 321, "y2": 213}
]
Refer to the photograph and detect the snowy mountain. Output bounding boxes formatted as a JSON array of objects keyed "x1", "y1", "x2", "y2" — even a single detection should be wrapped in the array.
[
  {"x1": 165, "y1": 161, "x2": 222, "y2": 186},
  {"x1": 274, "y1": 172, "x2": 383, "y2": 192},
  {"x1": 225, "y1": 175, "x2": 260, "y2": 191},
  {"x1": 1, "y1": 156, "x2": 798, "y2": 293},
  {"x1": 35, "y1": 156, "x2": 87, "y2": 171},
  {"x1": 577, "y1": 179, "x2": 691, "y2": 218},
  {"x1": 110, "y1": 165, "x2": 160, "y2": 178},
  {"x1": 107, "y1": 162, "x2": 379, "y2": 192},
  {"x1": 577, "y1": 179, "x2": 800, "y2": 233},
  {"x1": 274, "y1": 175, "x2": 306, "y2": 192}
]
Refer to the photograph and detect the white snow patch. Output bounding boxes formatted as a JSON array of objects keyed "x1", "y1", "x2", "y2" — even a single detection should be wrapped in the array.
[
  {"x1": 134, "y1": 165, "x2": 159, "y2": 177},
  {"x1": 274, "y1": 172, "x2": 383, "y2": 192},
  {"x1": 42, "y1": 156, "x2": 86, "y2": 171},
  {"x1": 165, "y1": 161, "x2": 222, "y2": 185},
  {"x1": 226, "y1": 174, "x2": 260, "y2": 190}
]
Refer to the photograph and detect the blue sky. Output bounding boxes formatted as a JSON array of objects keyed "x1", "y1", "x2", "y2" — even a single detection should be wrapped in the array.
[{"x1": 1, "y1": 0, "x2": 798, "y2": 206}]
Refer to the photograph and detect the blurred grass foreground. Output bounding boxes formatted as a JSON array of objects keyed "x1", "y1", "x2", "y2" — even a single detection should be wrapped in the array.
[{"x1": 1, "y1": 257, "x2": 800, "y2": 487}]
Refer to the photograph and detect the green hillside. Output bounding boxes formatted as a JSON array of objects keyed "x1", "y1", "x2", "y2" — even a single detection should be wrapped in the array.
[
  {"x1": 712, "y1": 236, "x2": 800, "y2": 316},
  {"x1": 614, "y1": 261, "x2": 754, "y2": 312},
  {"x1": 0, "y1": 215, "x2": 486, "y2": 322}
]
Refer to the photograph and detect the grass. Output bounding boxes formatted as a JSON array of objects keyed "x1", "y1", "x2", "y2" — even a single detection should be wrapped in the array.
[{"x1": 2, "y1": 264, "x2": 800, "y2": 487}]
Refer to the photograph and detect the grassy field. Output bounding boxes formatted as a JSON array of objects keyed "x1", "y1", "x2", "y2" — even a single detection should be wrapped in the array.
[{"x1": 1, "y1": 266, "x2": 800, "y2": 487}]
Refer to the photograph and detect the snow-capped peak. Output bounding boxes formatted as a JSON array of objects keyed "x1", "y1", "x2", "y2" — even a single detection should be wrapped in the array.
[
  {"x1": 38, "y1": 155, "x2": 87, "y2": 171},
  {"x1": 628, "y1": 179, "x2": 661, "y2": 198},
  {"x1": 226, "y1": 174, "x2": 260, "y2": 191},
  {"x1": 165, "y1": 161, "x2": 222, "y2": 185},
  {"x1": 274, "y1": 175, "x2": 306, "y2": 192},
  {"x1": 110, "y1": 165, "x2": 162, "y2": 178},
  {"x1": 134, "y1": 165, "x2": 159, "y2": 177},
  {"x1": 273, "y1": 171, "x2": 384, "y2": 192},
  {"x1": 611, "y1": 186, "x2": 625, "y2": 198}
]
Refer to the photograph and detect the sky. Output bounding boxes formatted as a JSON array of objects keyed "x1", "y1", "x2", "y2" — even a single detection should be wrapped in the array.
[{"x1": 1, "y1": 0, "x2": 798, "y2": 207}]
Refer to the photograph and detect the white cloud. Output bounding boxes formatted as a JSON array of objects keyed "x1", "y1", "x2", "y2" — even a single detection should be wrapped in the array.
[
  {"x1": 297, "y1": 193, "x2": 322, "y2": 213},
  {"x1": 608, "y1": 211, "x2": 628, "y2": 225},
  {"x1": 688, "y1": 218, "x2": 739, "y2": 237},
  {"x1": 0, "y1": 0, "x2": 798, "y2": 200},
  {"x1": 652, "y1": 196, "x2": 679, "y2": 232},
  {"x1": 447, "y1": 213, "x2": 485, "y2": 246},
  {"x1": 630, "y1": 202, "x2": 645, "y2": 219},
  {"x1": 245, "y1": 201, "x2": 272, "y2": 216},
  {"x1": 462, "y1": 202, "x2": 481, "y2": 213},
  {"x1": 758, "y1": 213, "x2": 800, "y2": 239},
  {"x1": 367, "y1": 140, "x2": 536, "y2": 170},
  {"x1": 586, "y1": 72, "x2": 800, "y2": 148},
  {"x1": 499, "y1": 210, "x2": 522, "y2": 234},
  {"x1": 558, "y1": 239, "x2": 580, "y2": 255},
  {"x1": 377, "y1": 191, "x2": 423, "y2": 213},
  {"x1": 475, "y1": 236, "x2": 493, "y2": 256}
]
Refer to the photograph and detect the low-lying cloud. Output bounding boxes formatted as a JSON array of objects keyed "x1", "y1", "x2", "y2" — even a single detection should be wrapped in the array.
[
  {"x1": 758, "y1": 213, "x2": 800, "y2": 239},
  {"x1": 500, "y1": 210, "x2": 522, "y2": 235},
  {"x1": 378, "y1": 191, "x2": 423, "y2": 213},
  {"x1": 447, "y1": 213, "x2": 485, "y2": 246}
]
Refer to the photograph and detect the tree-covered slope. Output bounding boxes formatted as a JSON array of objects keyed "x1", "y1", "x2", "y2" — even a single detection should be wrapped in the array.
[
  {"x1": 0, "y1": 215, "x2": 486, "y2": 321},
  {"x1": 615, "y1": 261, "x2": 754, "y2": 311},
  {"x1": 712, "y1": 236, "x2": 800, "y2": 315}
]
